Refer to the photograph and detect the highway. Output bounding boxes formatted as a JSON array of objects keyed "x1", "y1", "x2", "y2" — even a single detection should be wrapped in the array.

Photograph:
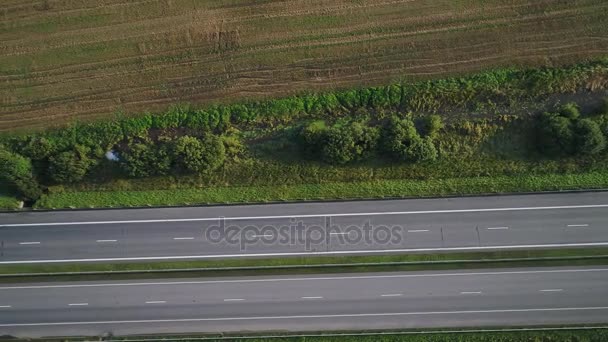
[
  {"x1": 1, "y1": 192, "x2": 608, "y2": 263},
  {"x1": 0, "y1": 266, "x2": 607, "y2": 337}
]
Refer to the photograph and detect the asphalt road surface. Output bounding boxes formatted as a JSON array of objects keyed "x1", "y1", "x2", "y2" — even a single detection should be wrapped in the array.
[
  {"x1": 1, "y1": 192, "x2": 608, "y2": 263},
  {"x1": 0, "y1": 266, "x2": 607, "y2": 337}
]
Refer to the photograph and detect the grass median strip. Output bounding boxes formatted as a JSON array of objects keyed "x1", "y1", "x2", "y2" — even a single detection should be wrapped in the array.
[{"x1": 2, "y1": 248, "x2": 608, "y2": 283}]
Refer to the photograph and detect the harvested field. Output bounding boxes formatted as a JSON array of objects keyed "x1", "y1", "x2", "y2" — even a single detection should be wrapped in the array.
[{"x1": 1, "y1": 0, "x2": 608, "y2": 131}]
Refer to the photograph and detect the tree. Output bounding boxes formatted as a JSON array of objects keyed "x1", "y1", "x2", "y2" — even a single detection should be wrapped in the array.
[
  {"x1": 536, "y1": 112, "x2": 574, "y2": 156},
  {"x1": 575, "y1": 119, "x2": 606, "y2": 155},
  {"x1": 383, "y1": 117, "x2": 437, "y2": 162},
  {"x1": 0, "y1": 148, "x2": 42, "y2": 200},
  {"x1": 48, "y1": 145, "x2": 94, "y2": 183},
  {"x1": 174, "y1": 135, "x2": 225, "y2": 173}
]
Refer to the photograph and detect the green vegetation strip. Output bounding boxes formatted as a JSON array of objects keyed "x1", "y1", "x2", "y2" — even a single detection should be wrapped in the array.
[
  {"x1": 50, "y1": 327, "x2": 608, "y2": 342},
  {"x1": 2, "y1": 248, "x2": 608, "y2": 283},
  {"x1": 0, "y1": 194, "x2": 20, "y2": 210},
  {"x1": 35, "y1": 171, "x2": 608, "y2": 209}
]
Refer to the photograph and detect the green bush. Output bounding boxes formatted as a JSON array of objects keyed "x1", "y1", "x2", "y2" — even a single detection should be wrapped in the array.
[
  {"x1": 173, "y1": 135, "x2": 226, "y2": 173},
  {"x1": 407, "y1": 136, "x2": 438, "y2": 162},
  {"x1": 536, "y1": 112, "x2": 574, "y2": 156},
  {"x1": 121, "y1": 142, "x2": 173, "y2": 178},
  {"x1": 575, "y1": 118, "x2": 606, "y2": 155},
  {"x1": 48, "y1": 145, "x2": 95, "y2": 183},
  {"x1": 384, "y1": 116, "x2": 438, "y2": 162},
  {"x1": 420, "y1": 114, "x2": 444, "y2": 138},
  {"x1": 0, "y1": 148, "x2": 42, "y2": 200},
  {"x1": 299, "y1": 121, "x2": 328, "y2": 157},
  {"x1": 222, "y1": 135, "x2": 245, "y2": 160},
  {"x1": 559, "y1": 102, "x2": 581, "y2": 120},
  {"x1": 21, "y1": 136, "x2": 56, "y2": 160},
  {"x1": 321, "y1": 123, "x2": 379, "y2": 164}
]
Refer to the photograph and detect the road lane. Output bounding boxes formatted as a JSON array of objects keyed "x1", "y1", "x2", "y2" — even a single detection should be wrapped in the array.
[
  {"x1": 0, "y1": 267, "x2": 607, "y2": 337},
  {"x1": 1, "y1": 192, "x2": 608, "y2": 263}
]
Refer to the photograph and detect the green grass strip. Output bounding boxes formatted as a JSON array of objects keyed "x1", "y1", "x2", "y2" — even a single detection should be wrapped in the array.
[
  {"x1": 47, "y1": 326, "x2": 608, "y2": 342},
  {"x1": 34, "y1": 171, "x2": 608, "y2": 209},
  {"x1": 2, "y1": 248, "x2": 608, "y2": 283}
]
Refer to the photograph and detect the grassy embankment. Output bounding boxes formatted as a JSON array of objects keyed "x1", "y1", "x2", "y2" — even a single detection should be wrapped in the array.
[
  {"x1": 35, "y1": 172, "x2": 608, "y2": 208},
  {"x1": 2, "y1": 0, "x2": 608, "y2": 132}
]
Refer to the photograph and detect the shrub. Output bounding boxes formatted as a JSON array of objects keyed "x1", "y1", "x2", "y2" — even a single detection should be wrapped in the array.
[
  {"x1": 321, "y1": 126, "x2": 354, "y2": 164},
  {"x1": 536, "y1": 112, "x2": 574, "y2": 156},
  {"x1": 575, "y1": 119, "x2": 606, "y2": 155},
  {"x1": 0, "y1": 148, "x2": 42, "y2": 200},
  {"x1": 173, "y1": 135, "x2": 225, "y2": 173},
  {"x1": 559, "y1": 102, "x2": 580, "y2": 120},
  {"x1": 383, "y1": 116, "x2": 438, "y2": 162},
  {"x1": 121, "y1": 142, "x2": 172, "y2": 178},
  {"x1": 48, "y1": 145, "x2": 95, "y2": 183},
  {"x1": 299, "y1": 121, "x2": 327, "y2": 157},
  {"x1": 222, "y1": 135, "x2": 245, "y2": 160},
  {"x1": 420, "y1": 115, "x2": 444, "y2": 138},
  {"x1": 406, "y1": 136, "x2": 438, "y2": 162},
  {"x1": 21, "y1": 136, "x2": 56, "y2": 160}
]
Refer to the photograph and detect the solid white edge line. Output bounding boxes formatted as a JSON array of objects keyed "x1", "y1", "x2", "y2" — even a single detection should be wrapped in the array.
[
  {"x1": 1, "y1": 306, "x2": 608, "y2": 327},
  {"x1": 3, "y1": 241, "x2": 608, "y2": 265},
  {"x1": 567, "y1": 224, "x2": 589, "y2": 227},
  {"x1": 2, "y1": 204, "x2": 608, "y2": 227},
  {"x1": 1, "y1": 268, "x2": 607, "y2": 290},
  {"x1": 18, "y1": 242, "x2": 40, "y2": 245}
]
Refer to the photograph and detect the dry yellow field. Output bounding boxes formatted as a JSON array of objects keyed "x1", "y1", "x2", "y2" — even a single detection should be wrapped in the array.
[{"x1": 1, "y1": 0, "x2": 608, "y2": 131}]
